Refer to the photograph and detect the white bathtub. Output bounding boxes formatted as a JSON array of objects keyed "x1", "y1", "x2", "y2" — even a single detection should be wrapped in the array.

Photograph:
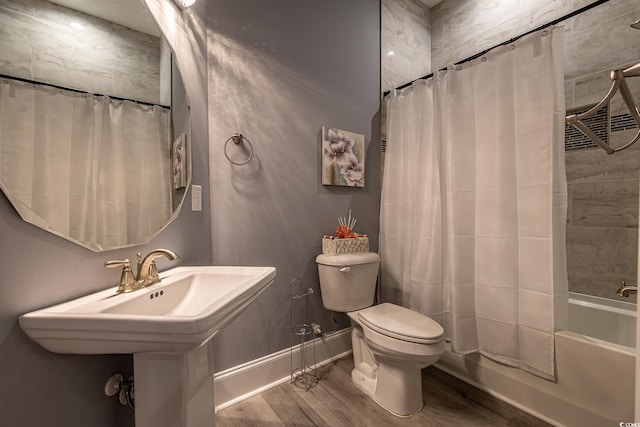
[
  {"x1": 567, "y1": 292, "x2": 636, "y2": 347},
  {"x1": 434, "y1": 292, "x2": 636, "y2": 426}
]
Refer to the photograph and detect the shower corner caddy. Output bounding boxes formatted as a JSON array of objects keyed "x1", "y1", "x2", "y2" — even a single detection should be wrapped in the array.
[{"x1": 289, "y1": 277, "x2": 319, "y2": 391}]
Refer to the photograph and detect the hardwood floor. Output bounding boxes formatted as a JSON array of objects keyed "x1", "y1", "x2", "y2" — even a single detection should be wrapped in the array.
[{"x1": 215, "y1": 356, "x2": 552, "y2": 427}]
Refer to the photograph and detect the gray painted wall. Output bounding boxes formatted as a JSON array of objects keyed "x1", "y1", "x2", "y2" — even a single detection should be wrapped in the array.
[
  {"x1": 0, "y1": 0, "x2": 210, "y2": 425},
  {"x1": 207, "y1": 0, "x2": 381, "y2": 371}
]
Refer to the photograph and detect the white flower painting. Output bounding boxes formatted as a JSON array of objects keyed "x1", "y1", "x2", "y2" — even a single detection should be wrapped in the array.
[
  {"x1": 322, "y1": 127, "x2": 365, "y2": 187},
  {"x1": 172, "y1": 133, "x2": 187, "y2": 190}
]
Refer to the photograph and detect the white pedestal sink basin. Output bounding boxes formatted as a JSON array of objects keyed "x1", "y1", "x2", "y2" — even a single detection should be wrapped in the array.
[{"x1": 20, "y1": 265, "x2": 276, "y2": 427}]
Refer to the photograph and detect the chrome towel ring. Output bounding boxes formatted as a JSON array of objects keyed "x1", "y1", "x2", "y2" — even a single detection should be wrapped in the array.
[{"x1": 224, "y1": 133, "x2": 254, "y2": 165}]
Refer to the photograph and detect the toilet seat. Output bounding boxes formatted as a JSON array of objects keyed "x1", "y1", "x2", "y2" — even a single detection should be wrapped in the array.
[{"x1": 357, "y1": 303, "x2": 444, "y2": 344}]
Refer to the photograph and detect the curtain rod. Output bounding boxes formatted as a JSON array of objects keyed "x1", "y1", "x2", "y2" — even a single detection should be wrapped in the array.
[
  {"x1": 383, "y1": 0, "x2": 611, "y2": 97},
  {"x1": 0, "y1": 73, "x2": 170, "y2": 109}
]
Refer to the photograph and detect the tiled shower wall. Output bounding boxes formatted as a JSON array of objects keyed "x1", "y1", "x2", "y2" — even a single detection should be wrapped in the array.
[
  {"x1": 383, "y1": 0, "x2": 640, "y2": 301},
  {"x1": 382, "y1": 0, "x2": 431, "y2": 92},
  {"x1": 563, "y1": 0, "x2": 640, "y2": 302},
  {"x1": 0, "y1": 0, "x2": 165, "y2": 105},
  {"x1": 565, "y1": 131, "x2": 639, "y2": 302}
]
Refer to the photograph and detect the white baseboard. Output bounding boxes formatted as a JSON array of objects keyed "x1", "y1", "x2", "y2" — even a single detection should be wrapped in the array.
[{"x1": 214, "y1": 327, "x2": 353, "y2": 411}]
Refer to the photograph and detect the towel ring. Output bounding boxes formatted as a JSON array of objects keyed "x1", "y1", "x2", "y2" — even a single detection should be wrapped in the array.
[{"x1": 224, "y1": 133, "x2": 254, "y2": 165}]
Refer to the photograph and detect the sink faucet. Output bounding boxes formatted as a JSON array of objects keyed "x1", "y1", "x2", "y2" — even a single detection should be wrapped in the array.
[
  {"x1": 105, "y1": 249, "x2": 180, "y2": 293},
  {"x1": 616, "y1": 280, "x2": 638, "y2": 297},
  {"x1": 136, "y1": 249, "x2": 180, "y2": 287}
]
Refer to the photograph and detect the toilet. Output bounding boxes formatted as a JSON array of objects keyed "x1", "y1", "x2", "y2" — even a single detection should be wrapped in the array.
[{"x1": 316, "y1": 252, "x2": 444, "y2": 417}]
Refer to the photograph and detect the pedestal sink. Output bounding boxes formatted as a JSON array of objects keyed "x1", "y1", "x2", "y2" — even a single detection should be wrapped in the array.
[{"x1": 20, "y1": 266, "x2": 276, "y2": 427}]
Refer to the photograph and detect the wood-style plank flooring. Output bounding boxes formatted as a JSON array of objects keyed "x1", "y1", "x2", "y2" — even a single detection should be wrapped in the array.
[{"x1": 216, "y1": 356, "x2": 552, "y2": 426}]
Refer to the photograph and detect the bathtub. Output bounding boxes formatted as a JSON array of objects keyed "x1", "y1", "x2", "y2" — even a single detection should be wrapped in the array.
[
  {"x1": 567, "y1": 292, "x2": 636, "y2": 347},
  {"x1": 434, "y1": 292, "x2": 636, "y2": 427}
]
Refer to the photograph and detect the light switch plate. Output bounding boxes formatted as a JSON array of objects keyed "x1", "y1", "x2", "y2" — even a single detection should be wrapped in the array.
[{"x1": 191, "y1": 185, "x2": 202, "y2": 211}]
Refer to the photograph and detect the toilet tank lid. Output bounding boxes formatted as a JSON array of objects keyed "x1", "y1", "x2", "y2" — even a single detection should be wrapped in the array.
[{"x1": 316, "y1": 252, "x2": 380, "y2": 266}]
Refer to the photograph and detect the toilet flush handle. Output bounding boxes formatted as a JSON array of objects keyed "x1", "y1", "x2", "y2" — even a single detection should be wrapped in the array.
[{"x1": 339, "y1": 267, "x2": 351, "y2": 273}]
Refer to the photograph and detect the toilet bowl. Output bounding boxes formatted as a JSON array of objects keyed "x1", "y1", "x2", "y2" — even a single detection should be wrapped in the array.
[
  {"x1": 348, "y1": 303, "x2": 445, "y2": 416},
  {"x1": 316, "y1": 252, "x2": 445, "y2": 417}
]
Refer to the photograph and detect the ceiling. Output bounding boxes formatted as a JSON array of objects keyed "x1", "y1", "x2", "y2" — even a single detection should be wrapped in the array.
[
  {"x1": 46, "y1": 0, "x2": 442, "y2": 37},
  {"x1": 420, "y1": 0, "x2": 443, "y2": 7},
  {"x1": 47, "y1": 0, "x2": 161, "y2": 36}
]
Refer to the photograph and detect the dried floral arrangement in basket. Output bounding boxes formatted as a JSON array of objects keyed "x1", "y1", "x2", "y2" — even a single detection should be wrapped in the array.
[{"x1": 322, "y1": 211, "x2": 369, "y2": 254}]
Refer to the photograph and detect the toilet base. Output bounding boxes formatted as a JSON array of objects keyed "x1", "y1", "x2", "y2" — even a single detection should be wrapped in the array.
[
  {"x1": 350, "y1": 367, "x2": 424, "y2": 417},
  {"x1": 350, "y1": 325, "x2": 440, "y2": 417}
]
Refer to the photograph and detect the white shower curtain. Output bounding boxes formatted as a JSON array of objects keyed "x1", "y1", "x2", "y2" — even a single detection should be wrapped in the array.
[
  {"x1": 0, "y1": 78, "x2": 172, "y2": 249},
  {"x1": 380, "y1": 27, "x2": 567, "y2": 380}
]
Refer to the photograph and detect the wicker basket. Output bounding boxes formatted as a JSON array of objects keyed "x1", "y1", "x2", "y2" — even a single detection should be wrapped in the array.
[{"x1": 322, "y1": 236, "x2": 369, "y2": 254}]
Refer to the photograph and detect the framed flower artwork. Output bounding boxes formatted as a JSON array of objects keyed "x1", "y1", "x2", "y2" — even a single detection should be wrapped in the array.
[
  {"x1": 172, "y1": 133, "x2": 187, "y2": 190},
  {"x1": 321, "y1": 126, "x2": 365, "y2": 187}
]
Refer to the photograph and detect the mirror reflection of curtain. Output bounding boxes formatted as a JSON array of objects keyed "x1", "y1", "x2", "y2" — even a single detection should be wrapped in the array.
[
  {"x1": 0, "y1": 78, "x2": 171, "y2": 250},
  {"x1": 380, "y1": 27, "x2": 567, "y2": 380}
]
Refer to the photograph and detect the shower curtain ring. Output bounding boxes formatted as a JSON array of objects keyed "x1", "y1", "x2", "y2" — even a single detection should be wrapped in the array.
[{"x1": 224, "y1": 133, "x2": 254, "y2": 165}]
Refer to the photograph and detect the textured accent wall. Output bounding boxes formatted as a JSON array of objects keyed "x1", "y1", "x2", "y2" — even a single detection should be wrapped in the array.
[
  {"x1": 565, "y1": 135, "x2": 639, "y2": 302},
  {"x1": 432, "y1": 0, "x2": 574, "y2": 72},
  {"x1": 561, "y1": 1, "x2": 640, "y2": 302},
  {"x1": 382, "y1": 0, "x2": 431, "y2": 92},
  {"x1": 0, "y1": 0, "x2": 164, "y2": 105}
]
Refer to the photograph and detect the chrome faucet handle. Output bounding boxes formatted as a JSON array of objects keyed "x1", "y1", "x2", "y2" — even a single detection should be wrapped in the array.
[{"x1": 105, "y1": 259, "x2": 137, "y2": 294}]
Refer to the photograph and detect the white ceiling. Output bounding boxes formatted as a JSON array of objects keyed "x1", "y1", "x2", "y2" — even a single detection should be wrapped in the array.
[
  {"x1": 420, "y1": 0, "x2": 443, "y2": 7},
  {"x1": 47, "y1": 0, "x2": 161, "y2": 36},
  {"x1": 46, "y1": 0, "x2": 441, "y2": 37}
]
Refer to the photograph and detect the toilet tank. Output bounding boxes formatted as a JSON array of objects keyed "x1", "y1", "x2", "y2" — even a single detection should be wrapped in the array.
[{"x1": 316, "y1": 252, "x2": 380, "y2": 312}]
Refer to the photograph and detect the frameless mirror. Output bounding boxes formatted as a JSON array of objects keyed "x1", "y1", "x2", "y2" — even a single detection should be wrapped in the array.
[{"x1": 0, "y1": 0, "x2": 190, "y2": 252}]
